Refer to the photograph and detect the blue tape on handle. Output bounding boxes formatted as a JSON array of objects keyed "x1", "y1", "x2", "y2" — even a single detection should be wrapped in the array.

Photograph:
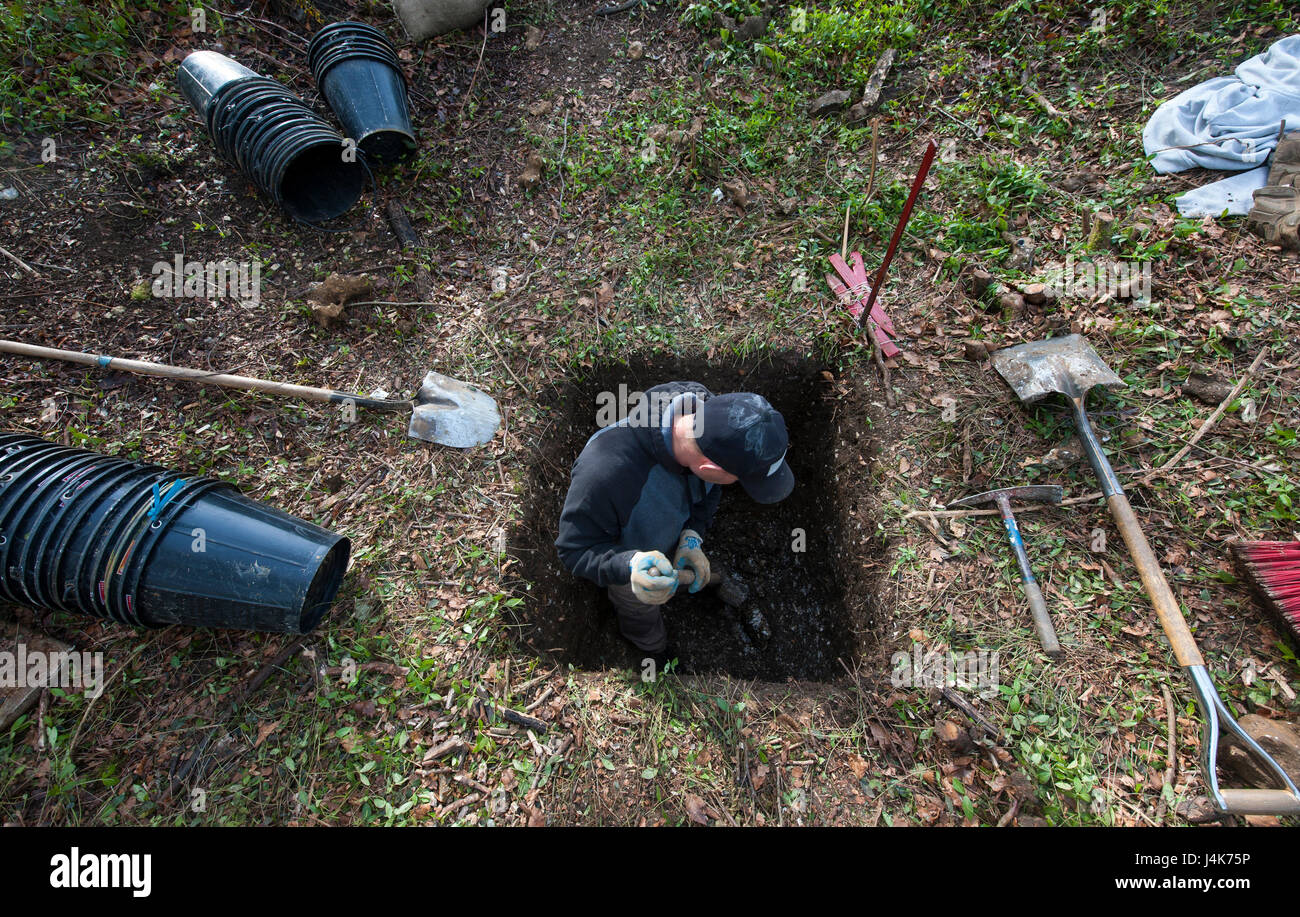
[
  {"x1": 148, "y1": 478, "x2": 188, "y2": 520},
  {"x1": 1003, "y1": 515, "x2": 1036, "y2": 584},
  {"x1": 96, "y1": 355, "x2": 112, "y2": 367}
]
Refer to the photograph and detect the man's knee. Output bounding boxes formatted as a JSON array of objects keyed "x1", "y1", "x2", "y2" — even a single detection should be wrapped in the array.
[{"x1": 607, "y1": 584, "x2": 666, "y2": 652}]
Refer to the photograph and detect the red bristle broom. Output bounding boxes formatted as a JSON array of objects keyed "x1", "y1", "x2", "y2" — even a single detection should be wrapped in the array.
[{"x1": 1231, "y1": 540, "x2": 1300, "y2": 646}]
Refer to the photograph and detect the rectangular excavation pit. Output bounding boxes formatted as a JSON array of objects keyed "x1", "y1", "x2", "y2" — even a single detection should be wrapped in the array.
[{"x1": 508, "y1": 350, "x2": 883, "y2": 681}]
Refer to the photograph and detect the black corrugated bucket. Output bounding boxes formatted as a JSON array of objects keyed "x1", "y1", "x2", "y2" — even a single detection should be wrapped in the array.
[
  {"x1": 309, "y1": 21, "x2": 416, "y2": 163},
  {"x1": 178, "y1": 51, "x2": 365, "y2": 221},
  {"x1": 0, "y1": 434, "x2": 349, "y2": 633}
]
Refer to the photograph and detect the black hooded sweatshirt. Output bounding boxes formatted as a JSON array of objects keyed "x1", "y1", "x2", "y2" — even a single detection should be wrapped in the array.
[{"x1": 555, "y1": 381, "x2": 723, "y2": 587}]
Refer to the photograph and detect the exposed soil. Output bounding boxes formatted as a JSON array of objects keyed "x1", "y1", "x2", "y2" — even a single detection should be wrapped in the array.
[{"x1": 508, "y1": 349, "x2": 886, "y2": 680}]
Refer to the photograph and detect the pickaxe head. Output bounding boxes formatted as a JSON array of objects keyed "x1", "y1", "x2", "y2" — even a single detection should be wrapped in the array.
[{"x1": 947, "y1": 484, "x2": 1063, "y2": 510}]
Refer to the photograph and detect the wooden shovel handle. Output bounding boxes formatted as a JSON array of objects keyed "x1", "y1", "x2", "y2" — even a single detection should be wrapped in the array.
[
  {"x1": 1107, "y1": 492, "x2": 1205, "y2": 668},
  {"x1": 0, "y1": 340, "x2": 406, "y2": 412}
]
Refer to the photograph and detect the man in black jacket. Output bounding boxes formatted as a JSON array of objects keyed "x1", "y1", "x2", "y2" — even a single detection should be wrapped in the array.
[{"x1": 555, "y1": 381, "x2": 794, "y2": 662}]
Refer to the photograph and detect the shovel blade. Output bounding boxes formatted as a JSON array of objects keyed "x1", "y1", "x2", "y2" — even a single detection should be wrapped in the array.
[
  {"x1": 408, "y1": 371, "x2": 501, "y2": 448},
  {"x1": 992, "y1": 334, "x2": 1123, "y2": 404}
]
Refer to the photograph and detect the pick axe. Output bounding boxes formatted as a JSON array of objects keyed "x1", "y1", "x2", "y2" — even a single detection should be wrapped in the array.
[{"x1": 947, "y1": 484, "x2": 1063, "y2": 657}]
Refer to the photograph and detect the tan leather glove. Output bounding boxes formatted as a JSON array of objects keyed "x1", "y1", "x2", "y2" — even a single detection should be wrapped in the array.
[
  {"x1": 673, "y1": 529, "x2": 709, "y2": 593},
  {"x1": 629, "y1": 550, "x2": 678, "y2": 605}
]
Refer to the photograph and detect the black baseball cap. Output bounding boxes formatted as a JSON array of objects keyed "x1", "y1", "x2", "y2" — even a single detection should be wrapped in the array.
[{"x1": 694, "y1": 393, "x2": 794, "y2": 504}]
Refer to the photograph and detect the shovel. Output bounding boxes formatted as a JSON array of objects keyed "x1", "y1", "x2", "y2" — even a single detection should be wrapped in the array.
[
  {"x1": 993, "y1": 334, "x2": 1300, "y2": 817},
  {"x1": 0, "y1": 340, "x2": 501, "y2": 449}
]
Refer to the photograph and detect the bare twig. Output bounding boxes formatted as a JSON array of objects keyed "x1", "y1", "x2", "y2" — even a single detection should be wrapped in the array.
[
  {"x1": 940, "y1": 687, "x2": 1002, "y2": 742},
  {"x1": 0, "y1": 245, "x2": 38, "y2": 276},
  {"x1": 867, "y1": 318, "x2": 896, "y2": 407},
  {"x1": 1156, "y1": 347, "x2": 1267, "y2": 476},
  {"x1": 459, "y1": 11, "x2": 490, "y2": 122}
]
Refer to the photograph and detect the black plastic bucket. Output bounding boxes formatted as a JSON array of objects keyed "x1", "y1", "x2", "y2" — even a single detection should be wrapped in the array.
[
  {"x1": 4, "y1": 453, "x2": 108, "y2": 607},
  {"x1": 178, "y1": 51, "x2": 365, "y2": 221},
  {"x1": 128, "y1": 486, "x2": 350, "y2": 633},
  {"x1": 0, "y1": 452, "x2": 94, "y2": 604},
  {"x1": 39, "y1": 461, "x2": 144, "y2": 613},
  {"x1": 309, "y1": 21, "x2": 416, "y2": 163},
  {"x1": 0, "y1": 434, "x2": 350, "y2": 633},
  {"x1": 176, "y1": 50, "x2": 260, "y2": 117}
]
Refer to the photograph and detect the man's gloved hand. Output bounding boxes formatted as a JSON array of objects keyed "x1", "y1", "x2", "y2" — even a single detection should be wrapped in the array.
[
  {"x1": 673, "y1": 529, "x2": 710, "y2": 593},
  {"x1": 629, "y1": 550, "x2": 678, "y2": 605}
]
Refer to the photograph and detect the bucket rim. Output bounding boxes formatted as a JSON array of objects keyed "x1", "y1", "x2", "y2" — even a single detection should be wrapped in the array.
[
  {"x1": 44, "y1": 462, "x2": 151, "y2": 615},
  {"x1": 9, "y1": 453, "x2": 114, "y2": 608},
  {"x1": 0, "y1": 451, "x2": 106, "y2": 606},
  {"x1": 75, "y1": 473, "x2": 171, "y2": 624},
  {"x1": 255, "y1": 125, "x2": 345, "y2": 196},
  {"x1": 312, "y1": 42, "x2": 404, "y2": 85},
  {"x1": 119, "y1": 478, "x2": 231, "y2": 627}
]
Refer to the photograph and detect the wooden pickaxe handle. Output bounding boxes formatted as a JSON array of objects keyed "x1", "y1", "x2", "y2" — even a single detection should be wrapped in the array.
[{"x1": 676, "y1": 569, "x2": 722, "y2": 588}]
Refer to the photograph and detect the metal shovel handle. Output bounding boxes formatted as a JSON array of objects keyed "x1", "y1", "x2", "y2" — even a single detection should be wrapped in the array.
[
  {"x1": 1072, "y1": 396, "x2": 1300, "y2": 815},
  {"x1": 0, "y1": 340, "x2": 409, "y2": 412}
]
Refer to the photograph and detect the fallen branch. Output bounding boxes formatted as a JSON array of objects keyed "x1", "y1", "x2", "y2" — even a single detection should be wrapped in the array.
[
  {"x1": 237, "y1": 636, "x2": 305, "y2": 703},
  {"x1": 940, "y1": 687, "x2": 1002, "y2": 742},
  {"x1": 1155, "y1": 682, "x2": 1177, "y2": 821},
  {"x1": 859, "y1": 48, "x2": 896, "y2": 112},
  {"x1": 474, "y1": 688, "x2": 548, "y2": 733},
  {"x1": 1024, "y1": 82, "x2": 1069, "y2": 123},
  {"x1": 867, "y1": 318, "x2": 896, "y2": 408},
  {"x1": 423, "y1": 736, "x2": 468, "y2": 762},
  {"x1": 1155, "y1": 347, "x2": 1267, "y2": 477}
]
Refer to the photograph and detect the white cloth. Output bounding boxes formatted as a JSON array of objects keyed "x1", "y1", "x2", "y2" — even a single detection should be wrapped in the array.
[
  {"x1": 1143, "y1": 34, "x2": 1300, "y2": 215},
  {"x1": 1174, "y1": 165, "x2": 1270, "y2": 217}
]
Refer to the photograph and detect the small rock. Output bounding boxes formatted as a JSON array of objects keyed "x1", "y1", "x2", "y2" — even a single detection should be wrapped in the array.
[
  {"x1": 516, "y1": 150, "x2": 545, "y2": 189},
  {"x1": 962, "y1": 339, "x2": 989, "y2": 362},
  {"x1": 646, "y1": 124, "x2": 668, "y2": 143},
  {"x1": 0, "y1": 187, "x2": 17, "y2": 201},
  {"x1": 844, "y1": 102, "x2": 871, "y2": 123},
  {"x1": 525, "y1": 25, "x2": 543, "y2": 51},
  {"x1": 1041, "y1": 437, "x2": 1084, "y2": 469},
  {"x1": 627, "y1": 40, "x2": 644, "y2": 60},
  {"x1": 1007, "y1": 236, "x2": 1036, "y2": 272},
  {"x1": 527, "y1": 99, "x2": 552, "y2": 117},
  {"x1": 809, "y1": 89, "x2": 852, "y2": 116},
  {"x1": 774, "y1": 196, "x2": 799, "y2": 216},
  {"x1": 1060, "y1": 170, "x2": 1100, "y2": 192},
  {"x1": 1021, "y1": 282, "x2": 1047, "y2": 305},
  {"x1": 999, "y1": 291, "x2": 1026, "y2": 315}
]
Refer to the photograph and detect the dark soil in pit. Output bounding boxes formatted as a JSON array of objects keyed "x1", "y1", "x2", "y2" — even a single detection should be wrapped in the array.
[{"x1": 509, "y1": 350, "x2": 884, "y2": 681}]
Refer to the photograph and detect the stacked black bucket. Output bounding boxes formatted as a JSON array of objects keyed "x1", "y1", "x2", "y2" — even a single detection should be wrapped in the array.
[
  {"x1": 0, "y1": 433, "x2": 350, "y2": 634},
  {"x1": 178, "y1": 51, "x2": 365, "y2": 222},
  {"x1": 309, "y1": 21, "x2": 417, "y2": 163},
  {"x1": 177, "y1": 22, "x2": 415, "y2": 220}
]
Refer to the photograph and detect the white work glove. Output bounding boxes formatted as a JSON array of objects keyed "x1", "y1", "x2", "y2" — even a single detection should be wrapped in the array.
[
  {"x1": 673, "y1": 529, "x2": 709, "y2": 593},
  {"x1": 629, "y1": 550, "x2": 677, "y2": 605}
]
